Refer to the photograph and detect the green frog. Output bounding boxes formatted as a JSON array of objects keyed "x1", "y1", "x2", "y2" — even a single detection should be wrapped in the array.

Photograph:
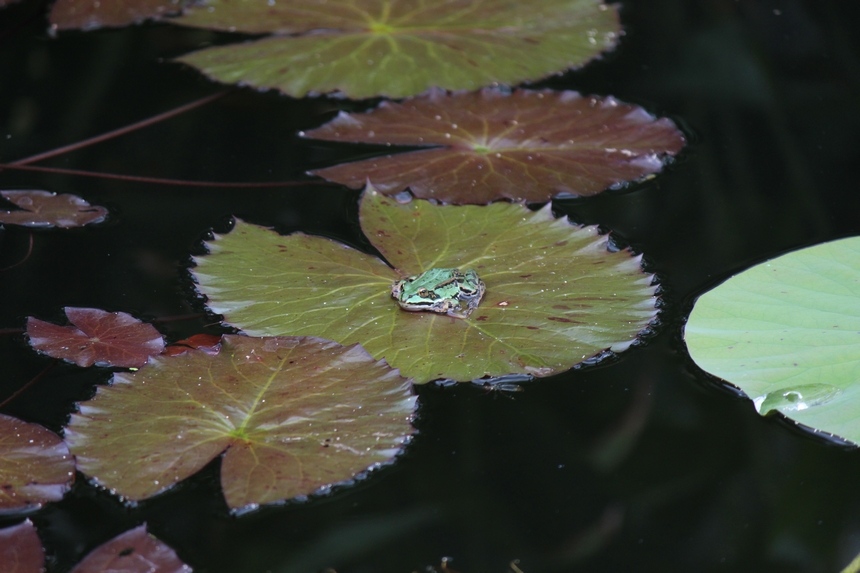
[{"x1": 391, "y1": 268, "x2": 486, "y2": 319}]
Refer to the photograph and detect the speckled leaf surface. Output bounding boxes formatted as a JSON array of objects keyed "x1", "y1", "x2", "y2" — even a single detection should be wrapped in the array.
[
  {"x1": 50, "y1": 0, "x2": 187, "y2": 30},
  {"x1": 27, "y1": 307, "x2": 165, "y2": 368},
  {"x1": 193, "y1": 187, "x2": 657, "y2": 383},
  {"x1": 307, "y1": 89, "x2": 685, "y2": 204},
  {"x1": 65, "y1": 335, "x2": 415, "y2": 510},
  {"x1": 0, "y1": 415, "x2": 75, "y2": 514},
  {"x1": 0, "y1": 520, "x2": 43, "y2": 573},
  {"x1": 685, "y1": 237, "x2": 860, "y2": 445},
  {"x1": 69, "y1": 525, "x2": 191, "y2": 573},
  {"x1": 172, "y1": 0, "x2": 620, "y2": 99},
  {"x1": 0, "y1": 190, "x2": 107, "y2": 228}
]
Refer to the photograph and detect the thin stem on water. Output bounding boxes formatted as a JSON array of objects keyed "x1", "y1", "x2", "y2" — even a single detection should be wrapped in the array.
[
  {"x1": 0, "y1": 360, "x2": 58, "y2": 410},
  {"x1": 8, "y1": 92, "x2": 227, "y2": 166},
  {"x1": 0, "y1": 163, "x2": 325, "y2": 188},
  {"x1": 0, "y1": 231, "x2": 33, "y2": 271}
]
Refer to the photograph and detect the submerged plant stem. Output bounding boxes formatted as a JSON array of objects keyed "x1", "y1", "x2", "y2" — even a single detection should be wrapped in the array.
[
  {"x1": 0, "y1": 231, "x2": 33, "y2": 271},
  {"x1": 0, "y1": 360, "x2": 57, "y2": 410}
]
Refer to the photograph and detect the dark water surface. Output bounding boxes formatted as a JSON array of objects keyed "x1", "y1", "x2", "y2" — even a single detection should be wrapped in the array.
[{"x1": 2, "y1": 1, "x2": 860, "y2": 572}]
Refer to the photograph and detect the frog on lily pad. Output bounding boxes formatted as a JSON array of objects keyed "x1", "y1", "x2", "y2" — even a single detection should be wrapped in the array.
[{"x1": 392, "y1": 268, "x2": 486, "y2": 319}]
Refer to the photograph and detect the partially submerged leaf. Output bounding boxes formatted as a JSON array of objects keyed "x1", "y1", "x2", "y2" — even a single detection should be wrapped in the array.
[
  {"x1": 193, "y1": 186, "x2": 657, "y2": 383},
  {"x1": 172, "y1": 0, "x2": 620, "y2": 99},
  {"x1": 27, "y1": 307, "x2": 165, "y2": 368},
  {"x1": 69, "y1": 524, "x2": 191, "y2": 573},
  {"x1": 50, "y1": 0, "x2": 188, "y2": 30},
  {"x1": 65, "y1": 335, "x2": 416, "y2": 510},
  {"x1": 685, "y1": 236, "x2": 860, "y2": 445},
  {"x1": 0, "y1": 520, "x2": 44, "y2": 573},
  {"x1": 0, "y1": 190, "x2": 107, "y2": 229},
  {"x1": 307, "y1": 89, "x2": 685, "y2": 204},
  {"x1": 0, "y1": 414, "x2": 75, "y2": 514},
  {"x1": 162, "y1": 333, "x2": 222, "y2": 356}
]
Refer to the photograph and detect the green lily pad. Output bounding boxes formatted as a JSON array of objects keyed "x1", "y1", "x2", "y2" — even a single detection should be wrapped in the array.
[
  {"x1": 171, "y1": 0, "x2": 620, "y2": 99},
  {"x1": 306, "y1": 89, "x2": 686, "y2": 204},
  {"x1": 193, "y1": 186, "x2": 657, "y2": 383},
  {"x1": 0, "y1": 414, "x2": 75, "y2": 514},
  {"x1": 65, "y1": 335, "x2": 415, "y2": 511},
  {"x1": 49, "y1": 0, "x2": 188, "y2": 30},
  {"x1": 0, "y1": 520, "x2": 43, "y2": 573},
  {"x1": 685, "y1": 236, "x2": 860, "y2": 444}
]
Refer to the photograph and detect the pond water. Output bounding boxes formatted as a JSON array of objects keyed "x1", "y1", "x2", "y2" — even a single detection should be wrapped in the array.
[{"x1": 2, "y1": 1, "x2": 860, "y2": 572}]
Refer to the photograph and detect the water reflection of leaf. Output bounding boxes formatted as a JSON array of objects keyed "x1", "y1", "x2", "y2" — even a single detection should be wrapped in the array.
[
  {"x1": 65, "y1": 335, "x2": 416, "y2": 511},
  {"x1": 193, "y1": 186, "x2": 657, "y2": 383},
  {"x1": 307, "y1": 89, "x2": 686, "y2": 204},
  {"x1": 172, "y1": 0, "x2": 620, "y2": 99},
  {"x1": 685, "y1": 236, "x2": 860, "y2": 445}
]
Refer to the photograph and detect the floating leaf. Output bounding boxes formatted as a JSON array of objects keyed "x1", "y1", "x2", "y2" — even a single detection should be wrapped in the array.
[
  {"x1": 193, "y1": 186, "x2": 657, "y2": 383},
  {"x1": 171, "y1": 0, "x2": 620, "y2": 99},
  {"x1": 0, "y1": 190, "x2": 107, "y2": 229},
  {"x1": 69, "y1": 525, "x2": 191, "y2": 573},
  {"x1": 307, "y1": 89, "x2": 685, "y2": 204},
  {"x1": 65, "y1": 335, "x2": 415, "y2": 510},
  {"x1": 49, "y1": 0, "x2": 188, "y2": 30},
  {"x1": 162, "y1": 333, "x2": 223, "y2": 357},
  {"x1": 27, "y1": 307, "x2": 165, "y2": 368},
  {"x1": 685, "y1": 236, "x2": 860, "y2": 444},
  {"x1": 0, "y1": 414, "x2": 75, "y2": 514},
  {"x1": 0, "y1": 520, "x2": 43, "y2": 573}
]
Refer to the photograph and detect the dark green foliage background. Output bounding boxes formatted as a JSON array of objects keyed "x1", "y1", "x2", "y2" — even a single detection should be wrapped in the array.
[{"x1": 1, "y1": 1, "x2": 860, "y2": 572}]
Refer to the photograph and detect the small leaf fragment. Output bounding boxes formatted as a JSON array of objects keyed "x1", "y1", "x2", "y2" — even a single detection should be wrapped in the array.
[
  {"x1": 171, "y1": 0, "x2": 620, "y2": 99},
  {"x1": 307, "y1": 89, "x2": 685, "y2": 204},
  {"x1": 0, "y1": 520, "x2": 44, "y2": 573},
  {"x1": 0, "y1": 414, "x2": 75, "y2": 514},
  {"x1": 69, "y1": 524, "x2": 191, "y2": 573},
  {"x1": 0, "y1": 190, "x2": 107, "y2": 228},
  {"x1": 65, "y1": 335, "x2": 416, "y2": 510},
  {"x1": 162, "y1": 333, "x2": 222, "y2": 356},
  {"x1": 50, "y1": 0, "x2": 188, "y2": 30},
  {"x1": 685, "y1": 236, "x2": 860, "y2": 445},
  {"x1": 27, "y1": 308, "x2": 165, "y2": 368}
]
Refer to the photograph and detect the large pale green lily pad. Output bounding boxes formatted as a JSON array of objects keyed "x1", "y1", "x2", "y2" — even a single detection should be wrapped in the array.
[
  {"x1": 65, "y1": 335, "x2": 415, "y2": 511},
  {"x1": 172, "y1": 0, "x2": 620, "y2": 99},
  {"x1": 306, "y1": 89, "x2": 686, "y2": 204},
  {"x1": 193, "y1": 186, "x2": 657, "y2": 383},
  {"x1": 685, "y1": 236, "x2": 860, "y2": 444},
  {"x1": 0, "y1": 414, "x2": 75, "y2": 514}
]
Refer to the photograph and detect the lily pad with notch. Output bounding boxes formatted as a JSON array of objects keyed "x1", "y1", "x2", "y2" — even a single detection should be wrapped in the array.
[
  {"x1": 306, "y1": 89, "x2": 686, "y2": 204},
  {"x1": 27, "y1": 307, "x2": 165, "y2": 368},
  {"x1": 64, "y1": 335, "x2": 416, "y2": 511},
  {"x1": 0, "y1": 414, "x2": 75, "y2": 514},
  {"x1": 192, "y1": 185, "x2": 658, "y2": 383},
  {"x1": 171, "y1": 0, "x2": 620, "y2": 99},
  {"x1": 685, "y1": 236, "x2": 860, "y2": 445},
  {"x1": 0, "y1": 190, "x2": 107, "y2": 229}
]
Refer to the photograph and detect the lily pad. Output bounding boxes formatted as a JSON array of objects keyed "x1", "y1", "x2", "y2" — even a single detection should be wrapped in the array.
[
  {"x1": 192, "y1": 186, "x2": 657, "y2": 383},
  {"x1": 50, "y1": 0, "x2": 188, "y2": 30},
  {"x1": 27, "y1": 307, "x2": 165, "y2": 368},
  {"x1": 69, "y1": 525, "x2": 191, "y2": 573},
  {"x1": 0, "y1": 520, "x2": 43, "y2": 573},
  {"x1": 64, "y1": 335, "x2": 415, "y2": 510},
  {"x1": 171, "y1": 0, "x2": 620, "y2": 99},
  {"x1": 307, "y1": 89, "x2": 686, "y2": 204},
  {"x1": 685, "y1": 236, "x2": 860, "y2": 444},
  {"x1": 0, "y1": 414, "x2": 75, "y2": 514},
  {"x1": 0, "y1": 190, "x2": 107, "y2": 229}
]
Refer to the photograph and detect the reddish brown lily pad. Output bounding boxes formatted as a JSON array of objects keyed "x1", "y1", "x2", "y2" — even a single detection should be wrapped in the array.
[
  {"x1": 0, "y1": 520, "x2": 44, "y2": 573},
  {"x1": 162, "y1": 334, "x2": 222, "y2": 357},
  {"x1": 27, "y1": 307, "x2": 165, "y2": 368},
  {"x1": 0, "y1": 190, "x2": 107, "y2": 228},
  {"x1": 69, "y1": 525, "x2": 191, "y2": 573},
  {"x1": 306, "y1": 89, "x2": 685, "y2": 204},
  {"x1": 0, "y1": 414, "x2": 75, "y2": 514},
  {"x1": 50, "y1": 0, "x2": 188, "y2": 31},
  {"x1": 65, "y1": 335, "x2": 416, "y2": 511}
]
